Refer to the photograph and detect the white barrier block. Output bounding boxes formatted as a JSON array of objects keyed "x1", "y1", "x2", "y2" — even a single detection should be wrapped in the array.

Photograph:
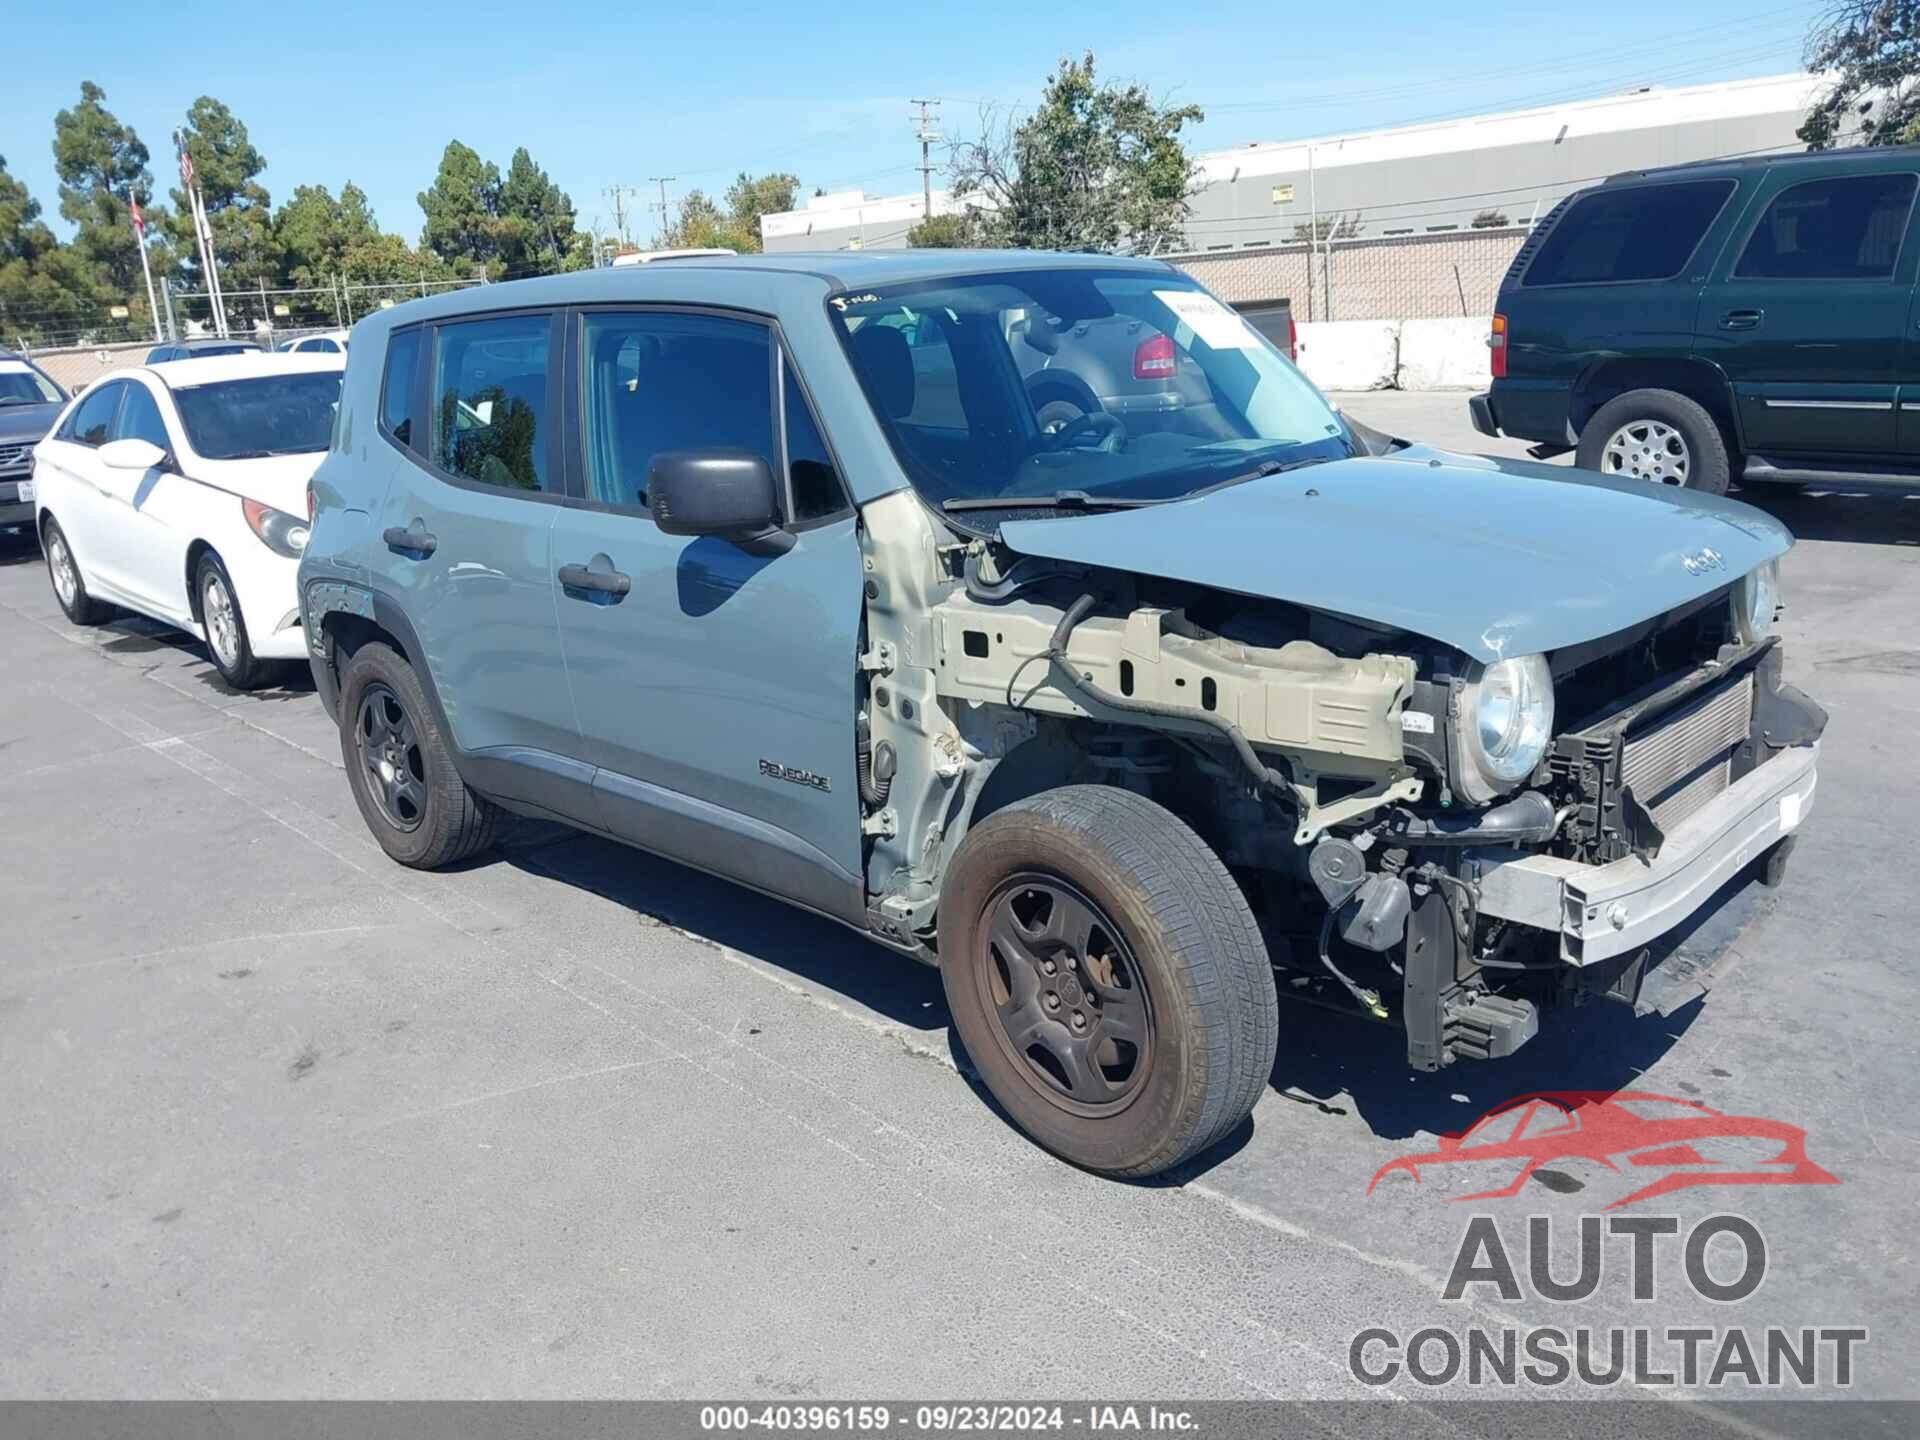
[
  {"x1": 1293, "y1": 320, "x2": 1400, "y2": 391},
  {"x1": 1398, "y1": 317, "x2": 1493, "y2": 391}
]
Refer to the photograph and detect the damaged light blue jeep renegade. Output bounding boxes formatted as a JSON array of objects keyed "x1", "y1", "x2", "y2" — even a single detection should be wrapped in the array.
[{"x1": 299, "y1": 252, "x2": 1825, "y2": 1179}]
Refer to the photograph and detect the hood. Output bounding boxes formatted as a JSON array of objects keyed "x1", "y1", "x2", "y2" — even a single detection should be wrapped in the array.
[
  {"x1": 187, "y1": 452, "x2": 326, "y2": 513},
  {"x1": 0, "y1": 401, "x2": 65, "y2": 445},
  {"x1": 998, "y1": 445, "x2": 1793, "y2": 663}
]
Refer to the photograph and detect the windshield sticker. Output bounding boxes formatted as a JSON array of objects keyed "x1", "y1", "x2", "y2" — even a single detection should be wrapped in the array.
[{"x1": 1153, "y1": 289, "x2": 1253, "y2": 350}]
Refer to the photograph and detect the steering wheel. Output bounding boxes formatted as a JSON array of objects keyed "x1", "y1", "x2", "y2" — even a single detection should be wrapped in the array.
[{"x1": 1046, "y1": 409, "x2": 1126, "y2": 454}]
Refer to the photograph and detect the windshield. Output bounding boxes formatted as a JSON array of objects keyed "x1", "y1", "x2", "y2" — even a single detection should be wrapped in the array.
[
  {"x1": 0, "y1": 365, "x2": 63, "y2": 407},
  {"x1": 173, "y1": 372, "x2": 343, "y2": 459},
  {"x1": 829, "y1": 268, "x2": 1348, "y2": 513}
]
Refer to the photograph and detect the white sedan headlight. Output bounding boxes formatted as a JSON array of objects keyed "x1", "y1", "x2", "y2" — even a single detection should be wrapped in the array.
[
  {"x1": 1732, "y1": 559, "x2": 1779, "y2": 645},
  {"x1": 1454, "y1": 654, "x2": 1555, "y2": 804}
]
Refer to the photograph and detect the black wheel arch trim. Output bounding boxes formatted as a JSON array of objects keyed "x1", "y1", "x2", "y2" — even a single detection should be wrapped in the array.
[{"x1": 1570, "y1": 356, "x2": 1746, "y2": 452}]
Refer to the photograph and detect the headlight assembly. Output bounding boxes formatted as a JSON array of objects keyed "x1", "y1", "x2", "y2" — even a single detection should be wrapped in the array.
[
  {"x1": 1732, "y1": 559, "x2": 1779, "y2": 645},
  {"x1": 1453, "y1": 653, "x2": 1555, "y2": 805},
  {"x1": 243, "y1": 497, "x2": 309, "y2": 558}
]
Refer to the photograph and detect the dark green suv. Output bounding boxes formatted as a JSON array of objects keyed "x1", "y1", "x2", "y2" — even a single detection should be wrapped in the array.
[{"x1": 1471, "y1": 145, "x2": 1920, "y2": 493}]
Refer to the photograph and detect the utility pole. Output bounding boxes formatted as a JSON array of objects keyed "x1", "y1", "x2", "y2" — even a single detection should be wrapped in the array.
[
  {"x1": 911, "y1": 99, "x2": 942, "y2": 219},
  {"x1": 647, "y1": 177, "x2": 676, "y2": 244},
  {"x1": 602, "y1": 185, "x2": 639, "y2": 248}
]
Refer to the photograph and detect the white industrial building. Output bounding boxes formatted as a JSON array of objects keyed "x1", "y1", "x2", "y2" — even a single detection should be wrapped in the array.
[{"x1": 757, "y1": 73, "x2": 1828, "y2": 255}]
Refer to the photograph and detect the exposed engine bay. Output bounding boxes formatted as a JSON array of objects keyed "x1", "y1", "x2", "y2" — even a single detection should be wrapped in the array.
[{"x1": 852, "y1": 490, "x2": 1826, "y2": 1073}]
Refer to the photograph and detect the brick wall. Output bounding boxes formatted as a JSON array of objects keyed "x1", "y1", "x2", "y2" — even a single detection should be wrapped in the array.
[
  {"x1": 24, "y1": 342, "x2": 155, "y2": 395},
  {"x1": 1170, "y1": 227, "x2": 1528, "y2": 324}
]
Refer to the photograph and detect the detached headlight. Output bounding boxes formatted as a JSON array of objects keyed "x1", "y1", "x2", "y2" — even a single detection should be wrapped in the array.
[
  {"x1": 1732, "y1": 560, "x2": 1779, "y2": 645},
  {"x1": 1454, "y1": 653, "x2": 1555, "y2": 804},
  {"x1": 242, "y1": 497, "x2": 309, "y2": 558}
]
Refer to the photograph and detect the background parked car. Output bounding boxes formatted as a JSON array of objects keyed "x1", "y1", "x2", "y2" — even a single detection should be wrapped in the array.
[
  {"x1": 144, "y1": 337, "x2": 266, "y2": 364},
  {"x1": 277, "y1": 329, "x2": 351, "y2": 355},
  {"x1": 0, "y1": 352, "x2": 68, "y2": 531},
  {"x1": 32, "y1": 352, "x2": 343, "y2": 688},
  {"x1": 1472, "y1": 145, "x2": 1920, "y2": 493}
]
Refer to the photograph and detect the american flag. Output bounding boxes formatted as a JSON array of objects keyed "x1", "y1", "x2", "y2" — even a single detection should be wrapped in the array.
[
  {"x1": 128, "y1": 198, "x2": 144, "y2": 234},
  {"x1": 178, "y1": 149, "x2": 194, "y2": 187}
]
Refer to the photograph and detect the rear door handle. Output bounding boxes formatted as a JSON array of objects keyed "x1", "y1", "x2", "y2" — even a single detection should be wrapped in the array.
[
  {"x1": 1721, "y1": 309, "x2": 1764, "y2": 331},
  {"x1": 558, "y1": 560, "x2": 632, "y2": 599},
  {"x1": 383, "y1": 523, "x2": 437, "y2": 558}
]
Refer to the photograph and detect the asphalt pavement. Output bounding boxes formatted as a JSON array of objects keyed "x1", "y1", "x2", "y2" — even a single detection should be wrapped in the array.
[{"x1": 3, "y1": 390, "x2": 1916, "y2": 1406}]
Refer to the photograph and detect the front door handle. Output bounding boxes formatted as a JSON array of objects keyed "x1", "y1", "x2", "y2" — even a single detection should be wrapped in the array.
[
  {"x1": 383, "y1": 523, "x2": 437, "y2": 558},
  {"x1": 1721, "y1": 309, "x2": 1764, "y2": 331},
  {"x1": 558, "y1": 559, "x2": 632, "y2": 600}
]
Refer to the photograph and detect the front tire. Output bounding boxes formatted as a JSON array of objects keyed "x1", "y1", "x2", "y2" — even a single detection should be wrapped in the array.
[
  {"x1": 42, "y1": 518, "x2": 112, "y2": 626},
  {"x1": 338, "y1": 641, "x2": 499, "y2": 869},
  {"x1": 938, "y1": 786, "x2": 1278, "y2": 1178},
  {"x1": 1577, "y1": 389, "x2": 1731, "y2": 495},
  {"x1": 196, "y1": 551, "x2": 269, "y2": 690}
]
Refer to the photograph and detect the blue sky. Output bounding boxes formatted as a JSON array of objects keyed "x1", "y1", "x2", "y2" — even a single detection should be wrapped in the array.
[{"x1": 2, "y1": 0, "x2": 1818, "y2": 245}]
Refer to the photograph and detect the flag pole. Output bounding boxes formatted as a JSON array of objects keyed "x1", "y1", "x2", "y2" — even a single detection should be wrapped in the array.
[{"x1": 129, "y1": 198, "x2": 162, "y2": 343}]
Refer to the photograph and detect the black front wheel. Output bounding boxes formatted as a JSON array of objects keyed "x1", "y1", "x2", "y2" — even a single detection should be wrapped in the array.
[
  {"x1": 938, "y1": 786, "x2": 1278, "y2": 1178},
  {"x1": 196, "y1": 551, "x2": 269, "y2": 690}
]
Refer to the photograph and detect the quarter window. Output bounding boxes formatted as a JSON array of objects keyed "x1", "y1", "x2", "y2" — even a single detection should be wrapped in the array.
[
  {"x1": 1523, "y1": 180, "x2": 1735, "y2": 287},
  {"x1": 581, "y1": 311, "x2": 773, "y2": 511},
  {"x1": 65, "y1": 383, "x2": 124, "y2": 447},
  {"x1": 430, "y1": 313, "x2": 553, "y2": 493},
  {"x1": 782, "y1": 360, "x2": 845, "y2": 521},
  {"x1": 1734, "y1": 173, "x2": 1918, "y2": 280},
  {"x1": 115, "y1": 383, "x2": 171, "y2": 450},
  {"x1": 381, "y1": 328, "x2": 421, "y2": 449}
]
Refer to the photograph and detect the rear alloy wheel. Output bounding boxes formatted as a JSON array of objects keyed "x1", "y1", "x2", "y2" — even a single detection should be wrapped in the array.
[
  {"x1": 939, "y1": 785, "x2": 1278, "y2": 1179},
  {"x1": 42, "y1": 519, "x2": 112, "y2": 626},
  {"x1": 196, "y1": 552, "x2": 268, "y2": 690},
  {"x1": 1576, "y1": 388, "x2": 1731, "y2": 495}
]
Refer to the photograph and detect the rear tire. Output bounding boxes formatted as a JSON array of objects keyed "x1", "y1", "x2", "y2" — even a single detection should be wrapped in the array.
[
  {"x1": 1576, "y1": 389, "x2": 1731, "y2": 495},
  {"x1": 338, "y1": 641, "x2": 499, "y2": 869},
  {"x1": 41, "y1": 517, "x2": 113, "y2": 626},
  {"x1": 938, "y1": 785, "x2": 1278, "y2": 1179}
]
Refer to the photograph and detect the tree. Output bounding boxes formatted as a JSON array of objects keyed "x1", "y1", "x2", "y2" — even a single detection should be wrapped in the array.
[
  {"x1": 658, "y1": 172, "x2": 799, "y2": 252},
  {"x1": 418, "y1": 141, "x2": 503, "y2": 274},
  {"x1": 1, "y1": 153, "x2": 96, "y2": 343},
  {"x1": 1800, "y1": 2, "x2": 1920, "y2": 147},
  {"x1": 1289, "y1": 212, "x2": 1362, "y2": 242},
  {"x1": 51, "y1": 82, "x2": 169, "y2": 312},
  {"x1": 907, "y1": 212, "x2": 974, "y2": 248},
  {"x1": 498, "y1": 147, "x2": 584, "y2": 273},
  {"x1": 167, "y1": 97, "x2": 278, "y2": 294},
  {"x1": 948, "y1": 52, "x2": 1203, "y2": 253},
  {"x1": 722, "y1": 172, "x2": 798, "y2": 252},
  {"x1": 1470, "y1": 209, "x2": 1511, "y2": 229}
]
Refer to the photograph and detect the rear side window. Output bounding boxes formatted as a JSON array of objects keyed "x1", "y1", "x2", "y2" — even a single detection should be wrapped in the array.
[
  {"x1": 430, "y1": 313, "x2": 553, "y2": 493},
  {"x1": 63, "y1": 383, "x2": 124, "y2": 447},
  {"x1": 381, "y1": 329, "x2": 421, "y2": 448},
  {"x1": 1523, "y1": 180, "x2": 1735, "y2": 287},
  {"x1": 580, "y1": 311, "x2": 772, "y2": 511},
  {"x1": 1735, "y1": 173, "x2": 1918, "y2": 280}
]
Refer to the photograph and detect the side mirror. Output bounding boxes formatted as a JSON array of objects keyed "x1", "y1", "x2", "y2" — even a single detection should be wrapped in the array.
[
  {"x1": 98, "y1": 438, "x2": 169, "y2": 472},
  {"x1": 649, "y1": 448, "x2": 793, "y2": 557}
]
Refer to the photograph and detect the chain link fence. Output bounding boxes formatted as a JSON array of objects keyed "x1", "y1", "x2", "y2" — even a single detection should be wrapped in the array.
[{"x1": 1167, "y1": 225, "x2": 1531, "y2": 323}]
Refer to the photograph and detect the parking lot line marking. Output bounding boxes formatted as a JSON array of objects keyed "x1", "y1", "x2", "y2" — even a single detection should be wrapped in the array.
[{"x1": 350, "y1": 1056, "x2": 679, "y2": 1137}]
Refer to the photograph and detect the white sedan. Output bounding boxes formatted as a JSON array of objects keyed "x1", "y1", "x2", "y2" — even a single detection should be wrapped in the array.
[
  {"x1": 31, "y1": 353, "x2": 344, "y2": 689},
  {"x1": 277, "y1": 329, "x2": 350, "y2": 355}
]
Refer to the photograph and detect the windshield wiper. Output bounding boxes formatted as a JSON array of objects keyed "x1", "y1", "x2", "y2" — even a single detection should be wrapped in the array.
[{"x1": 942, "y1": 490, "x2": 1172, "y2": 514}]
